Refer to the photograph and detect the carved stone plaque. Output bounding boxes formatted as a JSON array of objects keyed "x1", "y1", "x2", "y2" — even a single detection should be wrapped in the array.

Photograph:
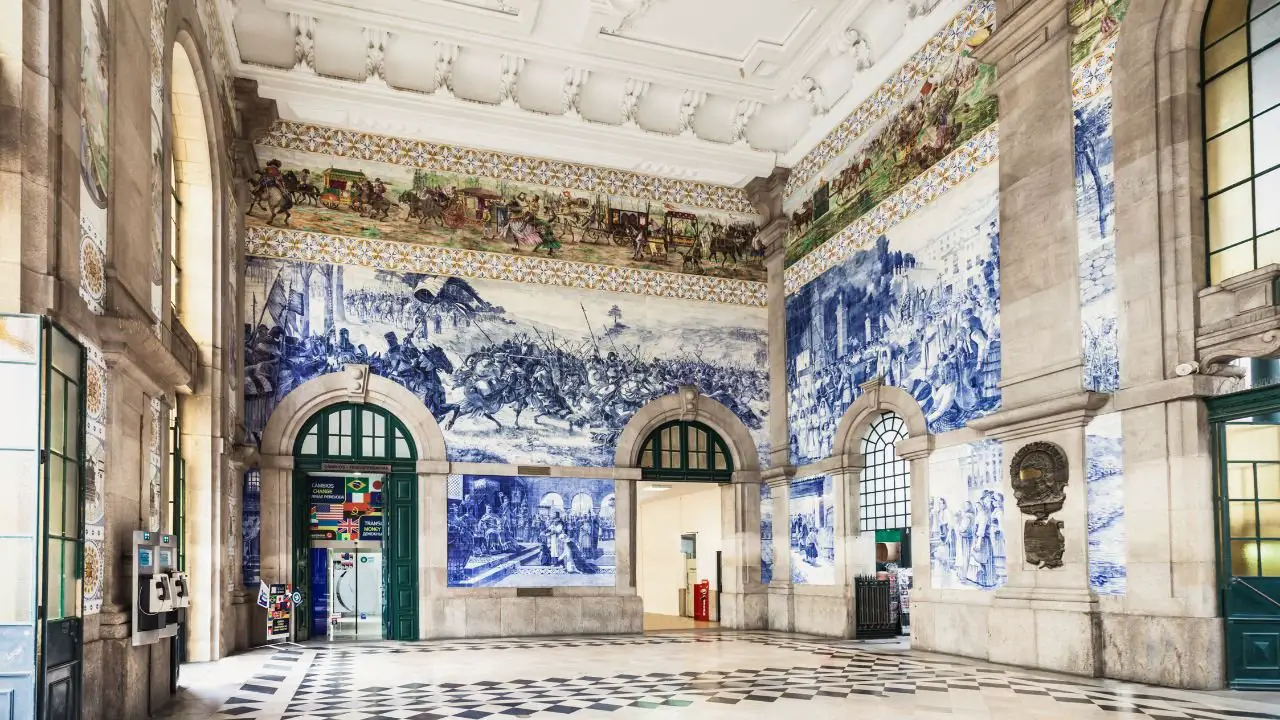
[
  {"x1": 1010, "y1": 441, "x2": 1069, "y2": 569},
  {"x1": 1023, "y1": 518, "x2": 1065, "y2": 569}
]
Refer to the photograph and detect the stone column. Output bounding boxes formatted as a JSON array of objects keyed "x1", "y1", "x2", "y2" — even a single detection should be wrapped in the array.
[
  {"x1": 254, "y1": 457, "x2": 292, "y2": 645},
  {"x1": 763, "y1": 466, "x2": 794, "y2": 631},
  {"x1": 967, "y1": 0, "x2": 1108, "y2": 677},
  {"x1": 974, "y1": 0, "x2": 1085, "y2": 406},
  {"x1": 896, "y1": 434, "x2": 935, "y2": 599},
  {"x1": 719, "y1": 472, "x2": 766, "y2": 629},
  {"x1": 417, "y1": 467, "x2": 450, "y2": 639},
  {"x1": 835, "y1": 461, "x2": 876, "y2": 588}
]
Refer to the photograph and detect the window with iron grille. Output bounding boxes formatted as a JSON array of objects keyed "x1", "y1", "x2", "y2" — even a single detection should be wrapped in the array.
[{"x1": 859, "y1": 412, "x2": 910, "y2": 532}]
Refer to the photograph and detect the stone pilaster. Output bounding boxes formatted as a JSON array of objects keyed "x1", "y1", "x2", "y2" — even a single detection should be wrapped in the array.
[
  {"x1": 718, "y1": 479, "x2": 767, "y2": 629},
  {"x1": 974, "y1": 0, "x2": 1085, "y2": 407},
  {"x1": 763, "y1": 465, "x2": 795, "y2": 632},
  {"x1": 970, "y1": 393, "x2": 1108, "y2": 675}
]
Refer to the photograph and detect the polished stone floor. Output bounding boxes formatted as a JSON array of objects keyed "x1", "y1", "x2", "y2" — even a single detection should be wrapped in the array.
[{"x1": 155, "y1": 631, "x2": 1280, "y2": 720}]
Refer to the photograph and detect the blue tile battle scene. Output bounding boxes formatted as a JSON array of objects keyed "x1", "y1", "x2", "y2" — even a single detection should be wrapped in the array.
[{"x1": 243, "y1": 259, "x2": 770, "y2": 467}]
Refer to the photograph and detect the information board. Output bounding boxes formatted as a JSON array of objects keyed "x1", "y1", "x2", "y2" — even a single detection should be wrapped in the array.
[{"x1": 266, "y1": 583, "x2": 292, "y2": 641}]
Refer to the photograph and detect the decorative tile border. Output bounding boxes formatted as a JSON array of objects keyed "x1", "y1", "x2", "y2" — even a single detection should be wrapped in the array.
[
  {"x1": 256, "y1": 121, "x2": 757, "y2": 216},
  {"x1": 784, "y1": 124, "x2": 999, "y2": 295},
  {"x1": 245, "y1": 226, "x2": 768, "y2": 306},
  {"x1": 784, "y1": 0, "x2": 995, "y2": 200},
  {"x1": 83, "y1": 340, "x2": 108, "y2": 615},
  {"x1": 1072, "y1": 39, "x2": 1116, "y2": 102}
]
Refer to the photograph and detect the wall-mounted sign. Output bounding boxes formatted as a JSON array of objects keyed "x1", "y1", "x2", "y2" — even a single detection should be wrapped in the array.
[{"x1": 321, "y1": 462, "x2": 392, "y2": 473}]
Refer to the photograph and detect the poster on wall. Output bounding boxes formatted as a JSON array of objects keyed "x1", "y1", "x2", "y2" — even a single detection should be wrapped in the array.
[
  {"x1": 927, "y1": 439, "x2": 1007, "y2": 590},
  {"x1": 785, "y1": 169, "x2": 1001, "y2": 466},
  {"x1": 789, "y1": 475, "x2": 834, "y2": 585},
  {"x1": 446, "y1": 475, "x2": 616, "y2": 588},
  {"x1": 243, "y1": 259, "x2": 770, "y2": 467},
  {"x1": 309, "y1": 476, "x2": 383, "y2": 541}
]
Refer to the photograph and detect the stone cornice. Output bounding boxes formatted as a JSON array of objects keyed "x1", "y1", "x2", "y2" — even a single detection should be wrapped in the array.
[
  {"x1": 973, "y1": 0, "x2": 1073, "y2": 77},
  {"x1": 966, "y1": 390, "x2": 1108, "y2": 441},
  {"x1": 97, "y1": 315, "x2": 194, "y2": 394}
]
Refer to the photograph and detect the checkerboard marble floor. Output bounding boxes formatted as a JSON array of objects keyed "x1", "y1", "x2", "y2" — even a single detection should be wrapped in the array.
[{"x1": 155, "y1": 631, "x2": 1280, "y2": 720}]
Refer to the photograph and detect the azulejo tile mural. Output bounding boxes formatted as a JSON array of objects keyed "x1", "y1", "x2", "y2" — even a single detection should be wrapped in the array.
[
  {"x1": 149, "y1": 0, "x2": 169, "y2": 324},
  {"x1": 79, "y1": 0, "x2": 109, "y2": 316},
  {"x1": 783, "y1": 126, "x2": 999, "y2": 295},
  {"x1": 928, "y1": 440, "x2": 1007, "y2": 591},
  {"x1": 83, "y1": 340, "x2": 108, "y2": 615},
  {"x1": 761, "y1": 484, "x2": 774, "y2": 585},
  {"x1": 785, "y1": 168, "x2": 1001, "y2": 466},
  {"x1": 789, "y1": 475, "x2": 835, "y2": 585},
  {"x1": 1072, "y1": 3, "x2": 1128, "y2": 394},
  {"x1": 245, "y1": 226, "x2": 767, "y2": 307},
  {"x1": 1086, "y1": 412, "x2": 1126, "y2": 595},
  {"x1": 250, "y1": 126, "x2": 765, "y2": 282},
  {"x1": 447, "y1": 475, "x2": 616, "y2": 588},
  {"x1": 783, "y1": 0, "x2": 997, "y2": 266},
  {"x1": 243, "y1": 258, "x2": 769, "y2": 467}
]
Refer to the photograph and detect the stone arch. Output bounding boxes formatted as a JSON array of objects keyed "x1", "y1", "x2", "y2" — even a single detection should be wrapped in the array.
[
  {"x1": 614, "y1": 386, "x2": 760, "y2": 473},
  {"x1": 165, "y1": 19, "x2": 234, "y2": 665},
  {"x1": 830, "y1": 381, "x2": 929, "y2": 461},
  {"x1": 1111, "y1": 0, "x2": 1209, "y2": 384},
  {"x1": 260, "y1": 367, "x2": 448, "y2": 461}
]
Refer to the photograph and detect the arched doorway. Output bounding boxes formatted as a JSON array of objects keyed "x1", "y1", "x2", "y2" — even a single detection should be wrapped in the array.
[
  {"x1": 634, "y1": 420, "x2": 734, "y2": 628},
  {"x1": 291, "y1": 403, "x2": 419, "y2": 641},
  {"x1": 166, "y1": 34, "x2": 223, "y2": 665}
]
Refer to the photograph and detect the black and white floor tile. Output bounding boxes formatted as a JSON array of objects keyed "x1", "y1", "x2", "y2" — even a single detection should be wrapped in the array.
[{"x1": 152, "y1": 632, "x2": 1280, "y2": 720}]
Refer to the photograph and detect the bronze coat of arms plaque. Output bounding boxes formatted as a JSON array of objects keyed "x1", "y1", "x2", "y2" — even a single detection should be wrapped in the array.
[{"x1": 1010, "y1": 441, "x2": 1069, "y2": 569}]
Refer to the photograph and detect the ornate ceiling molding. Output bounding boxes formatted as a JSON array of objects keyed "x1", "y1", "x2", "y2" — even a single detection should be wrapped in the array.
[
  {"x1": 255, "y1": 120, "x2": 759, "y2": 215},
  {"x1": 225, "y1": 0, "x2": 960, "y2": 181},
  {"x1": 245, "y1": 226, "x2": 769, "y2": 306}
]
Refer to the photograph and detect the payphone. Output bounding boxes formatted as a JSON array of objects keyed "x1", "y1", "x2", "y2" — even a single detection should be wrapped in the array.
[{"x1": 132, "y1": 531, "x2": 184, "y2": 646}]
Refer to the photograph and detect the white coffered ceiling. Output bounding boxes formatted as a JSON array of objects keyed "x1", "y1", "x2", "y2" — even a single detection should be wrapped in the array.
[{"x1": 221, "y1": 0, "x2": 963, "y2": 186}]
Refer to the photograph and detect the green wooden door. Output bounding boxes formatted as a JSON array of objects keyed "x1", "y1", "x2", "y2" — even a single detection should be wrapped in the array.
[
  {"x1": 1212, "y1": 389, "x2": 1280, "y2": 689},
  {"x1": 292, "y1": 469, "x2": 312, "y2": 642},
  {"x1": 292, "y1": 403, "x2": 420, "y2": 641},
  {"x1": 384, "y1": 472, "x2": 418, "y2": 640}
]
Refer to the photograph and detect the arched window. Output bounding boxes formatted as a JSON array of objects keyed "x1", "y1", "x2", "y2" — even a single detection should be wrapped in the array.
[
  {"x1": 636, "y1": 420, "x2": 734, "y2": 482},
  {"x1": 1202, "y1": 0, "x2": 1280, "y2": 283},
  {"x1": 859, "y1": 412, "x2": 910, "y2": 532},
  {"x1": 294, "y1": 403, "x2": 417, "y2": 462}
]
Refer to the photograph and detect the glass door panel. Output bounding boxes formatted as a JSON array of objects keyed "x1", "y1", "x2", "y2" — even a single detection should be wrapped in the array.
[
  {"x1": 327, "y1": 547, "x2": 382, "y2": 640},
  {"x1": 1220, "y1": 415, "x2": 1280, "y2": 689}
]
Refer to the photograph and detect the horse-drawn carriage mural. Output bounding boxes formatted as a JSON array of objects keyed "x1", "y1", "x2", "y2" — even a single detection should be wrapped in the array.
[
  {"x1": 319, "y1": 168, "x2": 367, "y2": 210},
  {"x1": 245, "y1": 144, "x2": 766, "y2": 282}
]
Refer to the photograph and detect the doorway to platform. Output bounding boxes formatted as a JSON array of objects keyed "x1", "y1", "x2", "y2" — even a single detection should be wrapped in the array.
[
  {"x1": 291, "y1": 403, "x2": 418, "y2": 641},
  {"x1": 634, "y1": 421, "x2": 732, "y2": 631}
]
